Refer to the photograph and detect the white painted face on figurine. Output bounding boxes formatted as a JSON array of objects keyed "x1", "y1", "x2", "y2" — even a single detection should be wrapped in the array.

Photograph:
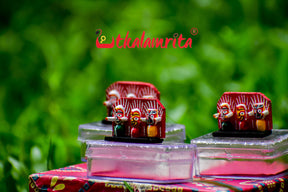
[
  {"x1": 220, "y1": 103, "x2": 231, "y2": 116},
  {"x1": 114, "y1": 105, "x2": 125, "y2": 118},
  {"x1": 108, "y1": 90, "x2": 120, "y2": 104},
  {"x1": 126, "y1": 93, "x2": 136, "y2": 98}
]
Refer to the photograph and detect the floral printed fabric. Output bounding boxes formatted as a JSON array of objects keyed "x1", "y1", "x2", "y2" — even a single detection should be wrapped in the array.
[{"x1": 29, "y1": 163, "x2": 288, "y2": 192}]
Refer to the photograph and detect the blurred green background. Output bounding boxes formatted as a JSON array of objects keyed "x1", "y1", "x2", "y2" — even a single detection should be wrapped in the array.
[{"x1": 1, "y1": 0, "x2": 288, "y2": 191}]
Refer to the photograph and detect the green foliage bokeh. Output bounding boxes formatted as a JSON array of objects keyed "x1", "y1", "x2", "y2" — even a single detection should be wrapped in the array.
[{"x1": 1, "y1": 0, "x2": 288, "y2": 191}]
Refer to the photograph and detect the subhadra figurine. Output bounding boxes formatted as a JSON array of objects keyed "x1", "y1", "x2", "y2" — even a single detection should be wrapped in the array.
[
  {"x1": 213, "y1": 92, "x2": 272, "y2": 138},
  {"x1": 236, "y1": 104, "x2": 248, "y2": 130},
  {"x1": 105, "y1": 98, "x2": 166, "y2": 143},
  {"x1": 130, "y1": 108, "x2": 142, "y2": 138}
]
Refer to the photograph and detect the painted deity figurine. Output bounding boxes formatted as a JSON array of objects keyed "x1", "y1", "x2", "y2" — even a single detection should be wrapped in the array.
[
  {"x1": 213, "y1": 92, "x2": 272, "y2": 137},
  {"x1": 236, "y1": 104, "x2": 248, "y2": 130},
  {"x1": 213, "y1": 103, "x2": 234, "y2": 131},
  {"x1": 103, "y1": 81, "x2": 160, "y2": 119},
  {"x1": 103, "y1": 82, "x2": 165, "y2": 143},
  {"x1": 142, "y1": 109, "x2": 161, "y2": 137},
  {"x1": 104, "y1": 90, "x2": 120, "y2": 117},
  {"x1": 106, "y1": 105, "x2": 128, "y2": 137},
  {"x1": 248, "y1": 103, "x2": 269, "y2": 131},
  {"x1": 130, "y1": 108, "x2": 142, "y2": 138}
]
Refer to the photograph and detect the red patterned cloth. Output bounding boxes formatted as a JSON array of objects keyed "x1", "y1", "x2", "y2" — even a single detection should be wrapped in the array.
[{"x1": 29, "y1": 163, "x2": 288, "y2": 192}]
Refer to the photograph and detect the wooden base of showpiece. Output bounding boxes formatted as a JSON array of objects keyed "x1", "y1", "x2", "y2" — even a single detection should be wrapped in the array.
[
  {"x1": 104, "y1": 136, "x2": 163, "y2": 143},
  {"x1": 101, "y1": 119, "x2": 112, "y2": 125},
  {"x1": 212, "y1": 130, "x2": 272, "y2": 138}
]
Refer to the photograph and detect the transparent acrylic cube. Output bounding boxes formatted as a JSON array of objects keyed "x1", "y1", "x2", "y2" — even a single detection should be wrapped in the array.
[
  {"x1": 191, "y1": 129, "x2": 288, "y2": 180},
  {"x1": 78, "y1": 121, "x2": 186, "y2": 161},
  {"x1": 86, "y1": 140, "x2": 197, "y2": 183}
]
